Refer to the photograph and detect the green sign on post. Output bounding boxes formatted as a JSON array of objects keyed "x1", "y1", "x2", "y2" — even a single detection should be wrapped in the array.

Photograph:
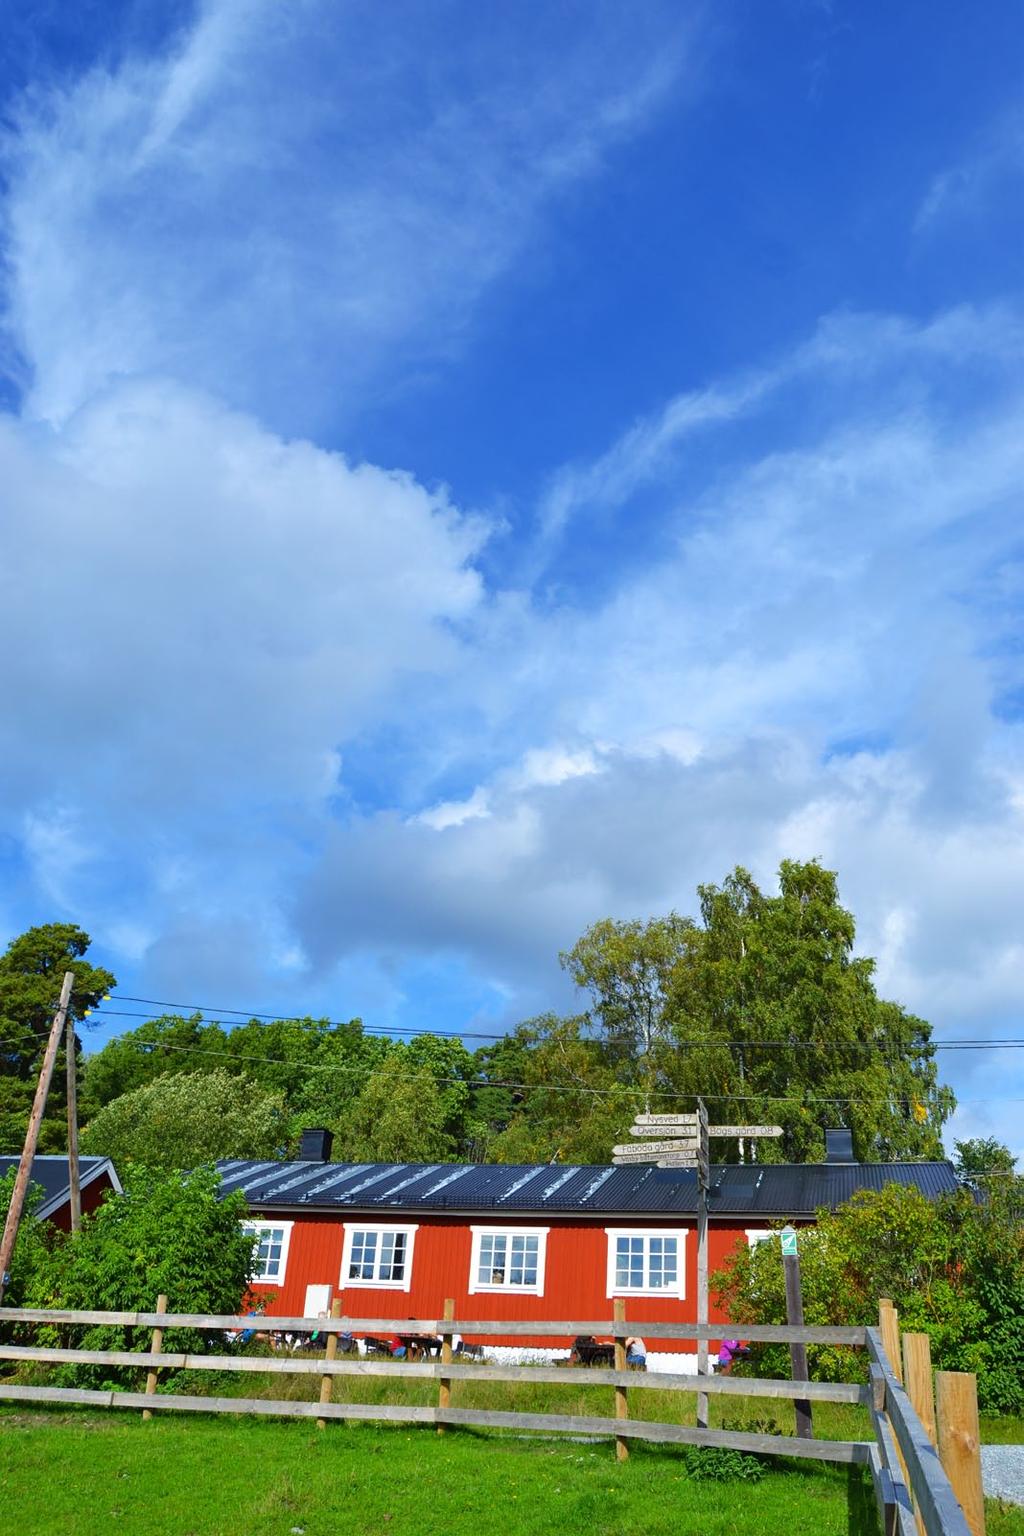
[{"x1": 780, "y1": 1225, "x2": 798, "y2": 1257}]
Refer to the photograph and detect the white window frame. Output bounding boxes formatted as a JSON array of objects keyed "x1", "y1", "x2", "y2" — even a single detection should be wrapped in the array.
[
  {"x1": 605, "y1": 1227, "x2": 687, "y2": 1299},
  {"x1": 244, "y1": 1219, "x2": 294, "y2": 1284},
  {"x1": 340, "y1": 1223, "x2": 419, "y2": 1291},
  {"x1": 468, "y1": 1225, "x2": 550, "y2": 1296},
  {"x1": 744, "y1": 1228, "x2": 775, "y2": 1249}
]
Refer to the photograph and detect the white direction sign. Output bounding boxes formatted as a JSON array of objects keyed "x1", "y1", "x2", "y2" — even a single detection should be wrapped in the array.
[
  {"x1": 628, "y1": 1129, "x2": 698, "y2": 1145},
  {"x1": 613, "y1": 1139, "x2": 698, "y2": 1158},
  {"x1": 657, "y1": 1156, "x2": 698, "y2": 1168},
  {"x1": 612, "y1": 1149, "x2": 657, "y2": 1164},
  {"x1": 708, "y1": 1124, "x2": 783, "y2": 1139},
  {"x1": 632, "y1": 1114, "x2": 699, "y2": 1130}
]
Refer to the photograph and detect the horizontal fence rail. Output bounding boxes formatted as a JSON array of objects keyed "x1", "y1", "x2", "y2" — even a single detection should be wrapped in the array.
[
  {"x1": 0, "y1": 1308, "x2": 867, "y2": 1345},
  {"x1": 0, "y1": 1299, "x2": 985, "y2": 1535},
  {"x1": 0, "y1": 1344, "x2": 873, "y2": 1403}
]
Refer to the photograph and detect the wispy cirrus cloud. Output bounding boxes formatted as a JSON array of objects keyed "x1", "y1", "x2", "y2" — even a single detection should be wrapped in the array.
[
  {"x1": 1, "y1": 0, "x2": 695, "y2": 432},
  {"x1": 915, "y1": 108, "x2": 1024, "y2": 233}
]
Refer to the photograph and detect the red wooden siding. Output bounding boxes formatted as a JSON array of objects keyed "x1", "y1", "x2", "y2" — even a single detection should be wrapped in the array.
[
  {"x1": 249, "y1": 1213, "x2": 756, "y2": 1352},
  {"x1": 47, "y1": 1171, "x2": 117, "y2": 1233}
]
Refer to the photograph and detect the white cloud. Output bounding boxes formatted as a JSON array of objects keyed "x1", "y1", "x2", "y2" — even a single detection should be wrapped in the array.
[
  {"x1": 1, "y1": 0, "x2": 693, "y2": 432},
  {"x1": 0, "y1": 376, "x2": 486, "y2": 951},
  {"x1": 285, "y1": 304, "x2": 1024, "y2": 1156},
  {"x1": 915, "y1": 110, "x2": 1024, "y2": 232}
]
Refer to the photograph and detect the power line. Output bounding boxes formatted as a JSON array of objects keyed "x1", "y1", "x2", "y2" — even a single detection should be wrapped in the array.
[
  {"x1": 86, "y1": 1031, "x2": 1024, "y2": 1105},
  {"x1": 93, "y1": 999, "x2": 1024, "y2": 1051}
]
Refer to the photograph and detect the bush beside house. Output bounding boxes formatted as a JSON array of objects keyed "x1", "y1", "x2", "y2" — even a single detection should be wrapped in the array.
[{"x1": 712, "y1": 1179, "x2": 1024, "y2": 1413}]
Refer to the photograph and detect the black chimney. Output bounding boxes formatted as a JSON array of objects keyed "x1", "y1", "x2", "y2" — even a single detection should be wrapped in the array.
[
  {"x1": 299, "y1": 1127, "x2": 334, "y2": 1162},
  {"x1": 825, "y1": 1128, "x2": 855, "y2": 1164}
]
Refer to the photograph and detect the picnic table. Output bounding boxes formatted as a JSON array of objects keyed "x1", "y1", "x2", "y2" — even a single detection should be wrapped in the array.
[
  {"x1": 398, "y1": 1333, "x2": 442, "y2": 1360},
  {"x1": 570, "y1": 1337, "x2": 616, "y2": 1368}
]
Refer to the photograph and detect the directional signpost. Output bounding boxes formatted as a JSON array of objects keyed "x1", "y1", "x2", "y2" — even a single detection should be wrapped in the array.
[
  {"x1": 611, "y1": 1105, "x2": 782, "y2": 1428},
  {"x1": 780, "y1": 1225, "x2": 811, "y2": 1438}
]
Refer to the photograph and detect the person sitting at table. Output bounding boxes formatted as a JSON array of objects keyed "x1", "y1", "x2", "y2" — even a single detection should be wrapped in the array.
[
  {"x1": 388, "y1": 1334, "x2": 407, "y2": 1359},
  {"x1": 625, "y1": 1336, "x2": 647, "y2": 1369},
  {"x1": 717, "y1": 1339, "x2": 751, "y2": 1374}
]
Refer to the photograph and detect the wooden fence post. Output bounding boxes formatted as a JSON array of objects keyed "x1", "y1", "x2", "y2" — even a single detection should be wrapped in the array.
[
  {"x1": 879, "y1": 1300, "x2": 903, "y2": 1384},
  {"x1": 437, "y1": 1298, "x2": 455, "y2": 1435},
  {"x1": 903, "y1": 1333, "x2": 936, "y2": 1445},
  {"x1": 142, "y1": 1293, "x2": 168, "y2": 1421},
  {"x1": 879, "y1": 1301, "x2": 923, "y2": 1534},
  {"x1": 317, "y1": 1298, "x2": 343, "y2": 1430},
  {"x1": 613, "y1": 1297, "x2": 629, "y2": 1462},
  {"x1": 936, "y1": 1372, "x2": 986, "y2": 1536}
]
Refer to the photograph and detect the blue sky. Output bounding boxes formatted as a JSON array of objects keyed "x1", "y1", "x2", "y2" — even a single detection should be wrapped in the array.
[{"x1": 1, "y1": 1, "x2": 1023, "y2": 1156}]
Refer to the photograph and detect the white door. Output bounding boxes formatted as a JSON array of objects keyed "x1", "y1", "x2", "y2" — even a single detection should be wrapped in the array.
[{"x1": 303, "y1": 1283, "x2": 332, "y2": 1318}]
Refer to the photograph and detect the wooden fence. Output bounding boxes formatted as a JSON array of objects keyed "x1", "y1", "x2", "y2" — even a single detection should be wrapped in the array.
[{"x1": 0, "y1": 1302, "x2": 984, "y2": 1535}]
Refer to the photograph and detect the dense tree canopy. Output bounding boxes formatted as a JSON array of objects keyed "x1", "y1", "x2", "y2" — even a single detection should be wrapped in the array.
[
  {"x1": 5, "y1": 861, "x2": 957, "y2": 1169},
  {"x1": 0, "y1": 924, "x2": 115, "y2": 1154},
  {"x1": 80, "y1": 1069, "x2": 290, "y2": 1168}
]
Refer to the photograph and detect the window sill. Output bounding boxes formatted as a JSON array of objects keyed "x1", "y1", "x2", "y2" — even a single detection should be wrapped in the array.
[
  {"x1": 608, "y1": 1288, "x2": 685, "y2": 1300},
  {"x1": 468, "y1": 1284, "x2": 544, "y2": 1297},
  {"x1": 341, "y1": 1277, "x2": 412, "y2": 1291}
]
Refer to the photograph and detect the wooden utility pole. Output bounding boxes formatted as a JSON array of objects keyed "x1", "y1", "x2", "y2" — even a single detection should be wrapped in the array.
[
  {"x1": 0, "y1": 971, "x2": 75, "y2": 1303},
  {"x1": 66, "y1": 1011, "x2": 82, "y2": 1233}
]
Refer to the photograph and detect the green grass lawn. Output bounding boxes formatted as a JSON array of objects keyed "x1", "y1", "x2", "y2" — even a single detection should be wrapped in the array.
[
  {"x1": 0, "y1": 1411, "x2": 878, "y2": 1536},
  {"x1": 1, "y1": 1407, "x2": 1022, "y2": 1536},
  {"x1": 3, "y1": 1360, "x2": 1022, "y2": 1535}
]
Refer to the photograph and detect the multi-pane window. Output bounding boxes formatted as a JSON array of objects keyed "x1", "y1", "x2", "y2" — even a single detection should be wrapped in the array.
[
  {"x1": 340, "y1": 1225, "x2": 418, "y2": 1290},
  {"x1": 469, "y1": 1227, "x2": 549, "y2": 1294},
  {"x1": 244, "y1": 1222, "x2": 292, "y2": 1283},
  {"x1": 605, "y1": 1229, "x2": 685, "y2": 1297},
  {"x1": 348, "y1": 1229, "x2": 407, "y2": 1283}
]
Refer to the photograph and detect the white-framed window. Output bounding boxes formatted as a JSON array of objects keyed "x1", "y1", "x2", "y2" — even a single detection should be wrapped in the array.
[
  {"x1": 340, "y1": 1224, "x2": 418, "y2": 1290},
  {"x1": 468, "y1": 1226, "x2": 549, "y2": 1295},
  {"x1": 244, "y1": 1220, "x2": 293, "y2": 1284},
  {"x1": 744, "y1": 1228, "x2": 775, "y2": 1249},
  {"x1": 605, "y1": 1228, "x2": 686, "y2": 1298}
]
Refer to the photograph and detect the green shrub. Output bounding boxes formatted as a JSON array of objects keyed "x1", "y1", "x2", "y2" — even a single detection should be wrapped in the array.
[
  {"x1": 713, "y1": 1179, "x2": 1024, "y2": 1413},
  {"x1": 24, "y1": 1164, "x2": 255, "y2": 1387}
]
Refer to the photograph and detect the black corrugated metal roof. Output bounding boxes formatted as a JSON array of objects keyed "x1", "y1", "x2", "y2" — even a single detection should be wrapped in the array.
[
  {"x1": 215, "y1": 1156, "x2": 960, "y2": 1218},
  {"x1": 0, "y1": 1155, "x2": 120, "y2": 1220}
]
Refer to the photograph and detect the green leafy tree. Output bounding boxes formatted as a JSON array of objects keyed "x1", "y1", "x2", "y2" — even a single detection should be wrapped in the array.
[
  {"x1": 562, "y1": 862, "x2": 953, "y2": 1162},
  {"x1": 27, "y1": 1164, "x2": 255, "y2": 1380},
  {"x1": 0, "y1": 1169, "x2": 46, "y2": 1308},
  {"x1": 561, "y1": 913, "x2": 699, "y2": 1089},
  {"x1": 79, "y1": 1013, "x2": 231, "y2": 1117},
  {"x1": 712, "y1": 1180, "x2": 1024, "y2": 1412},
  {"x1": 80, "y1": 1069, "x2": 289, "y2": 1168},
  {"x1": 0, "y1": 924, "x2": 115, "y2": 1153},
  {"x1": 334, "y1": 1070, "x2": 454, "y2": 1162},
  {"x1": 485, "y1": 1015, "x2": 644, "y2": 1164},
  {"x1": 953, "y1": 1136, "x2": 1017, "y2": 1185}
]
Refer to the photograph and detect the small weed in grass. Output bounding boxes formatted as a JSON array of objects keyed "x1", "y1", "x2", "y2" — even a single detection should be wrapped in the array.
[{"x1": 676, "y1": 1444, "x2": 764, "y2": 1481}]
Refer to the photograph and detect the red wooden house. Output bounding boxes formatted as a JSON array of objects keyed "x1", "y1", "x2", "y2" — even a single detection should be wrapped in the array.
[
  {"x1": 218, "y1": 1130, "x2": 958, "y2": 1370},
  {"x1": 0, "y1": 1154, "x2": 122, "y2": 1233}
]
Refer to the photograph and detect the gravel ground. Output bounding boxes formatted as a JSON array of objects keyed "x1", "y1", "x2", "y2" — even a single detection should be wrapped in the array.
[{"x1": 981, "y1": 1446, "x2": 1024, "y2": 1506}]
